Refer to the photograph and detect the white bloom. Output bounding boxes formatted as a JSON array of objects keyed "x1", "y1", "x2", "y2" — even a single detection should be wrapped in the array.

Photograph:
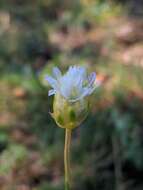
[{"x1": 45, "y1": 66, "x2": 98, "y2": 102}]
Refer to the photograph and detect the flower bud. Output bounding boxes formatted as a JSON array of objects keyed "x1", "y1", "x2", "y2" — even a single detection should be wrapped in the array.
[{"x1": 52, "y1": 93, "x2": 89, "y2": 129}]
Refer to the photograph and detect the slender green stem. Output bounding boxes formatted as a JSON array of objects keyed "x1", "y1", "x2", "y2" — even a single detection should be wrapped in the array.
[{"x1": 64, "y1": 128, "x2": 72, "y2": 190}]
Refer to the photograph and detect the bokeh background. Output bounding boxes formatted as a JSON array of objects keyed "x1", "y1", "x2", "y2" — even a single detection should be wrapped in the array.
[{"x1": 0, "y1": 0, "x2": 143, "y2": 190}]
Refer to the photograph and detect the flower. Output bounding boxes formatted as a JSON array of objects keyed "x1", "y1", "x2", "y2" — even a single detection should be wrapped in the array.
[
  {"x1": 46, "y1": 66, "x2": 99, "y2": 129},
  {"x1": 45, "y1": 66, "x2": 98, "y2": 102}
]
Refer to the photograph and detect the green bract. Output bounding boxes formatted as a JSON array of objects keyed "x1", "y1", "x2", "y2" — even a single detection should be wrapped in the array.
[{"x1": 52, "y1": 93, "x2": 89, "y2": 129}]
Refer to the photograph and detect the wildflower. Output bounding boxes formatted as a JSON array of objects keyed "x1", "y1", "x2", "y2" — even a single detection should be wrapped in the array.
[
  {"x1": 45, "y1": 65, "x2": 99, "y2": 190},
  {"x1": 45, "y1": 66, "x2": 99, "y2": 129},
  {"x1": 46, "y1": 66, "x2": 98, "y2": 102}
]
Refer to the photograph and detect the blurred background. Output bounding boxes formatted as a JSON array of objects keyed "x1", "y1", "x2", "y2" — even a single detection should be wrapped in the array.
[{"x1": 0, "y1": 0, "x2": 143, "y2": 190}]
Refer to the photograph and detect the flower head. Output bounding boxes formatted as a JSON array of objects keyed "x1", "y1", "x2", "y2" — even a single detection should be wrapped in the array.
[
  {"x1": 46, "y1": 66, "x2": 99, "y2": 129},
  {"x1": 45, "y1": 66, "x2": 98, "y2": 102}
]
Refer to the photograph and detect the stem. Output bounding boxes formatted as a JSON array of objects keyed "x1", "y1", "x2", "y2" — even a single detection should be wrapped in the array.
[{"x1": 64, "y1": 128, "x2": 72, "y2": 190}]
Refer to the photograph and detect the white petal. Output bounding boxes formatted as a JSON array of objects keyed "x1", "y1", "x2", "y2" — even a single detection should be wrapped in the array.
[
  {"x1": 87, "y1": 81, "x2": 100, "y2": 95},
  {"x1": 48, "y1": 89, "x2": 56, "y2": 96},
  {"x1": 81, "y1": 88, "x2": 90, "y2": 97},
  {"x1": 86, "y1": 87, "x2": 95, "y2": 95},
  {"x1": 88, "y1": 72, "x2": 96, "y2": 86},
  {"x1": 60, "y1": 79, "x2": 71, "y2": 98},
  {"x1": 53, "y1": 67, "x2": 62, "y2": 79},
  {"x1": 45, "y1": 75, "x2": 58, "y2": 90}
]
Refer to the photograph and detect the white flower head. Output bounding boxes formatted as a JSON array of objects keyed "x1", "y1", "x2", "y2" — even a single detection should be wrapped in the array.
[{"x1": 45, "y1": 66, "x2": 99, "y2": 102}]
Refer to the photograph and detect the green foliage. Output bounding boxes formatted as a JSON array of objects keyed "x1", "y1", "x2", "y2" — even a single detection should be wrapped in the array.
[
  {"x1": 0, "y1": 144, "x2": 28, "y2": 175},
  {"x1": 37, "y1": 182, "x2": 63, "y2": 190}
]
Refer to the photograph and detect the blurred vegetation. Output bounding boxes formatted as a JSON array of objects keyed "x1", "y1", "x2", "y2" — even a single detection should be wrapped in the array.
[{"x1": 0, "y1": 0, "x2": 143, "y2": 190}]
